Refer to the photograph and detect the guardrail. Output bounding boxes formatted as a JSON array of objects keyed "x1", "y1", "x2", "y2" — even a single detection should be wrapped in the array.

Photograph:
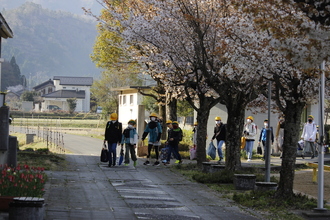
[{"x1": 307, "y1": 162, "x2": 330, "y2": 182}]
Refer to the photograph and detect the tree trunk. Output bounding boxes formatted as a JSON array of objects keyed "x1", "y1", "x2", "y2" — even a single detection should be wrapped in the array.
[
  {"x1": 225, "y1": 99, "x2": 246, "y2": 171},
  {"x1": 275, "y1": 101, "x2": 304, "y2": 198},
  {"x1": 196, "y1": 103, "x2": 211, "y2": 168},
  {"x1": 159, "y1": 103, "x2": 167, "y2": 140},
  {"x1": 166, "y1": 93, "x2": 177, "y2": 121}
]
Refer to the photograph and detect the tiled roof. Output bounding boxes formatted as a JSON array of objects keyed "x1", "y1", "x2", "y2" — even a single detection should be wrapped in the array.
[
  {"x1": 33, "y1": 79, "x2": 54, "y2": 91},
  {"x1": 53, "y1": 76, "x2": 93, "y2": 86},
  {"x1": 42, "y1": 90, "x2": 85, "y2": 99}
]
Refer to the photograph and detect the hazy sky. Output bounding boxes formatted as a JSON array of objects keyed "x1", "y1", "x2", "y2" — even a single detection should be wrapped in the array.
[{"x1": 0, "y1": 0, "x2": 104, "y2": 15}]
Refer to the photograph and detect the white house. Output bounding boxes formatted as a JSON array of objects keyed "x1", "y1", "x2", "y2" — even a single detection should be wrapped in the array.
[{"x1": 36, "y1": 76, "x2": 93, "y2": 112}]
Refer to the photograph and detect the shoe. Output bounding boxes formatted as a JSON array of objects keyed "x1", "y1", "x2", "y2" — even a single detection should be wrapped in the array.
[
  {"x1": 301, "y1": 154, "x2": 305, "y2": 159},
  {"x1": 311, "y1": 155, "x2": 314, "y2": 159},
  {"x1": 124, "y1": 163, "x2": 129, "y2": 166},
  {"x1": 143, "y1": 161, "x2": 150, "y2": 165},
  {"x1": 164, "y1": 161, "x2": 170, "y2": 165},
  {"x1": 133, "y1": 161, "x2": 137, "y2": 167},
  {"x1": 108, "y1": 164, "x2": 111, "y2": 167},
  {"x1": 247, "y1": 159, "x2": 251, "y2": 162},
  {"x1": 153, "y1": 161, "x2": 160, "y2": 166},
  {"x1": 175, "y1": 160, "x2": 180, "y2": 164}
]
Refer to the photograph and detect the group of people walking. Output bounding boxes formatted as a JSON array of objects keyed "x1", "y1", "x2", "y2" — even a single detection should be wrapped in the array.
[
  {"x1": 103, "y1": 112, "x2": 183, "y2": 167},
  {"x1": 210, "y1": 114, "x2": 318, "y2": 162},
  {"x1": 104, "y1": 111, "x2": 318, "y2": 167}
]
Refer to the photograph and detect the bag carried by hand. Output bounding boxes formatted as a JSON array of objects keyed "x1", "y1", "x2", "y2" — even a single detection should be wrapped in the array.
[
  {"x1": 137, "y1": 140, "x2": 148, "y2": 157},
  {"x1": 190, "y1": 145, "x2": 197, "y2": 160},
  {"x1": 100, "y1": 144, "x2": 109, "y2": 162},
  {"x1": 257, "y1": 143, "x2": 262, "y2": 155},
  {"x1": 207, "y1": 141, "x2": 216, "y2": 160},
  {"x1": 240, "y1": 137, "x2": 246, "y2": 150}
]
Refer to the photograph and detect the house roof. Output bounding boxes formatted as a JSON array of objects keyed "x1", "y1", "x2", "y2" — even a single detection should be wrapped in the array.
[
  {"x1": 33, "y1": 79, "x2": 54, "y2": 91},
  {"x1": 0, "y1": 13, "x2": 13, "y2": 39},
  {"x1": 111, "y1": 86, "x2": 152, "y2": 92},
  {"x1": 53, "y1": 76, "x2": 93, "y2": 86},
  {"x1": 42, "y1": 90, "x2": 85, "y2": 99}
]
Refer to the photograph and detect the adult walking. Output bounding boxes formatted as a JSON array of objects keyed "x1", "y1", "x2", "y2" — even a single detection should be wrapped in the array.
[
  {"x1": 211, "y1": 116, "x2": 226, "y2": 162},
  {"x1": 141, "y1": 113, "x2": 162, "y2": 166},
  {"x1": 301, "y1": 115, "x2": 317, "y2": 159},
  {"x1": 104, "y1": 113, "x2": 122, "y2": 167},
  {"x1": 243, "y1": 116, "x2": 257, "y2": 162}
]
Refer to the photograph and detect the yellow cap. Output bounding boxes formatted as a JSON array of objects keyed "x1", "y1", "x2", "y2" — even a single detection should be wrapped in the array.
[
  {"x1": 166, "y1": 120, "x2": 172, "y2": 124},
  {"x1": 128, "y1": 119, "x2": 136, "y2": 124},
  {"x1": 215, "y1": 116, "x2": 221, "y2": 121},
  {"x1": 110, "y1": 113, "x2": 118, "y2": 120},
  {"x1": 172, "y1": 121, "x2": 179, "y2": 125},
  {"x1": 150, "y1": 112, "x2": 158, "y2": 117},
  {"x1": 308, "y1": 115, "x2": 314, "y2": 119},
  {"x1": 194, "y1": 122, "x2": 198, "y2": 126},
  {"x1": 246, "y1": 116, "x2": 254, "y2": 121}
]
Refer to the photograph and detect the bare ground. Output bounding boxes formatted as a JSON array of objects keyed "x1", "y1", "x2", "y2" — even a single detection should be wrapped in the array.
[{"x1": 293, "y1": 170, "x2": 330, "y2": 203}]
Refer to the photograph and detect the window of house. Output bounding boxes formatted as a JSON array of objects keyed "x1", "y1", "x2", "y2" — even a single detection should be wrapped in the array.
[
  {"x1": 63, "y1": 87, "x2": 66, "y2": 89},
  {"x1": 119, "y1": 95, "x2": 122, "y2": 105},
  {"x1": 123, "y1": 95, "x2": 126, "y2": 105},
  {"x1": 130, "y1": 95, "x2": 134, "y2": 105}
]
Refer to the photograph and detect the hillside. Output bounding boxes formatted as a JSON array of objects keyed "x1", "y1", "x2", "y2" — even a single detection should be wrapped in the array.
[{"x1": 1, "y1": 2, "x2": 101, "y2": 88}]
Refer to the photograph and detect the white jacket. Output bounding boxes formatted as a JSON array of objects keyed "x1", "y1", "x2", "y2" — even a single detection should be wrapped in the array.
[
  {"x1": 301, "y1": 122, "x2": 317, "y2": 142},
  {"x1": 243, "y1": 123, "x2": 257, "y2": 140}
]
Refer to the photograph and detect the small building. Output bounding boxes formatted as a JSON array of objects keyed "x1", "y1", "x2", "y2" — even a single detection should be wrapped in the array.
[{"x1": 115, "y1": 86, "x2": 151, "y2": 137}]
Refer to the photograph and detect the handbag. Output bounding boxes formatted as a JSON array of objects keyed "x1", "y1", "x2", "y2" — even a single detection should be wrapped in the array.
[
  {"x1": 100, "y1": 144, "x2": 109, "y2": 162},
  {"x1": 207, "y1": 141, "x2": 216, "y2": 160},
  {"x1": 240, "y1": 137, "x2": 246, "y2": 150},
  {"x1": 257, "y1": 143, "x2": 262, "y2": 155},
  {"x1": 137, "y1": 140, "x2": 148, "y2": 157},
  {"x1": 189, "y1": 145, "x2": 197, "y2": 160}
]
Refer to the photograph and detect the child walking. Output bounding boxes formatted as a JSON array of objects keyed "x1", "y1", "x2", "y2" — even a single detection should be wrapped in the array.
[{"x1": 121, "y1": 119, "x2": 138, "y2": 167}]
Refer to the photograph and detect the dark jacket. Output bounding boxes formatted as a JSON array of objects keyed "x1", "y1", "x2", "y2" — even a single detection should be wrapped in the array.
[
  {"x1": 104, "y1": 121, "x2": 122, "y2": 143},
  {"x1": 167, "y1": 127, "x2": 183, "y2": 146},
  {"x1": 212, "y1": 123, "x2": 226, "y2": 141}
]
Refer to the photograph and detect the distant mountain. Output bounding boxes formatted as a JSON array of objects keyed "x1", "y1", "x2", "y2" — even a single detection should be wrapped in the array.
[
  {"x1": 1, "y1": 2, "x2": 101, "y2": 88},
  {"x1": 0, "y1": 0, "x2": 103, "y2": 16}
]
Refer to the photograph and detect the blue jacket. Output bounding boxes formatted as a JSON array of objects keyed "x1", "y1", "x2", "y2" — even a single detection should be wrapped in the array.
[
  {"x1": 142, "y1": 121, "x2": 162, "y2": 143},
  {"x1": 121, "y1": 127, "x2": 138, "y2": 145}
]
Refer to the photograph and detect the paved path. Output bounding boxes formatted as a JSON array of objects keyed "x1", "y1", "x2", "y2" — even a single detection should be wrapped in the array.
[
  {"x1": 5, "y1": 127, "x2": 330, "y2": 219},
  {"x1": 42, "y1": 133, "x2": 261, "y2": 220}
]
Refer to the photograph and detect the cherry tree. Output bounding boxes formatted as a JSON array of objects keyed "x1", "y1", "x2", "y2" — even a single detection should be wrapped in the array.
[{"x1": 238, "y1": 0, "x2": 330, "y2": 198}]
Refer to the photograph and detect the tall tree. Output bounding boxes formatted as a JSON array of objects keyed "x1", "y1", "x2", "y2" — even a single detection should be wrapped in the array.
[
  {"x1": 90, "y1": 5, "x2": 143, "y2": 114},
  {"x1": 239, "y1": 0, "x2": 330, "y2": 198}
]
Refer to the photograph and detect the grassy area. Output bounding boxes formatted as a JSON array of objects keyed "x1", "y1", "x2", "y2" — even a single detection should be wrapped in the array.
[
  {"x1": 170, "y1": 163, "x2": 328, "y2": 220},
  {"x1": 11, "y1": 118, "x2": 107, "y2": 129},
  {"x1": 12, "y1": 132, "x2": 67, "y2": 171}
]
